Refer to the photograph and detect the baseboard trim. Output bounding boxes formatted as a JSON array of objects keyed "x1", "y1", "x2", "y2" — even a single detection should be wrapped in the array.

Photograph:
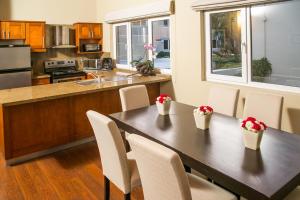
[{"x1": 6, "y1": 137, "x2": 96, "y2": 166}]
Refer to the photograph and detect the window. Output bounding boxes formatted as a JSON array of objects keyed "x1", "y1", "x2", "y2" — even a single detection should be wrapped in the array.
[
  {"x1": 113, "y1": 17, "x2": 171, "y2": 73},
  {"x1": 205, "y1": 0, "x2": 300, "y2": 91},
  {"x1": 115, "y1": 24, "x2": 128, "y2": 66}
]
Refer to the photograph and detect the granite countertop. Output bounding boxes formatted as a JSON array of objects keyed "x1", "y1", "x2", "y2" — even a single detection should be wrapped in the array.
[{"x1": 0, "y1": 69, "x2": 171, "y2": 106}]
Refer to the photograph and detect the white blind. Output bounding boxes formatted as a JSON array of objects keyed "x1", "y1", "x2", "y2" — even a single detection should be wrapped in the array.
[
  {"x1": 191, "y1": 0, "x2": 285, "y2": 11},
  {"x1": 105, "y1": 0, "x2": 173, "y2": 23}
]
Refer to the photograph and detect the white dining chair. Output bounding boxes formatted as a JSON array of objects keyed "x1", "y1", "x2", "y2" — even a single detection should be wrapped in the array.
[
  {"x1": 86, "y1": 110, "x2": 141, "y2": 200},
  {"x1": 243, "y1": 92, "x2": 283, "y2": 129},
  {"x1": 119, "y1": 85, "x2": 150, "y2": 112},
  {"x1": 127, "y1": 134, "x2": 237, "y2": 200},
  {"x1": 208, "y1": 86, "x2": 239, "y2": 117}
]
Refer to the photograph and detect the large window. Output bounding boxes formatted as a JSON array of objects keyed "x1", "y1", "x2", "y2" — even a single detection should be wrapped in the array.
[
  {"x1": 205, "y1": 0, "x2": 300, "y2": 91},
  {"x1": 113, "y1": 17, "x2": 171, "y2": 73}
]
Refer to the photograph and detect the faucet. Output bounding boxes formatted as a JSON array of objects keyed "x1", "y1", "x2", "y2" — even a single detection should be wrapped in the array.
[{"x1": 88, "y1": 73, "x2": 101, "y2": 83}]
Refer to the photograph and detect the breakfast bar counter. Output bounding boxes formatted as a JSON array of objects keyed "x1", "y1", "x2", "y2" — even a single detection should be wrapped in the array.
[{"x1": 0, "y1": 69, "x2": 171, "y2": 164}]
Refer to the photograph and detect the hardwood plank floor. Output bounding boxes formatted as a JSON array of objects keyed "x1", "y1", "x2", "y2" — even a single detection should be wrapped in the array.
[{"x1": 0, "y1": 142, "x2": 144, "y2": 200}]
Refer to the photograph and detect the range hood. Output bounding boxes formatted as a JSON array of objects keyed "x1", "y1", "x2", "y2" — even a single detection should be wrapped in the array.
[{"x1": 46, "y1": 25, "x2": 76, "y2": 49}]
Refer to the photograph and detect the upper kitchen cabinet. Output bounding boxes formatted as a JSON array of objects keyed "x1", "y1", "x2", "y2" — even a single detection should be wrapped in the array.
[
  {"x1": 74, "y1": 23, "x2": 102, "y2": 39},
  {"x1": 0, "y1": 21, "x2": 26, "y2": 40},
  {"x1": 25, "y1": 22, "x2": 46, "y2": 52},
  {"x1": 74, "y1": 23, "x2": 103, "y2": 54},
  {"x1": 90, "y1": 23, "x2": 102, "y2": 39},
  {"x1": 76, "y1": 23, "x2": 91, "y2": 39}
]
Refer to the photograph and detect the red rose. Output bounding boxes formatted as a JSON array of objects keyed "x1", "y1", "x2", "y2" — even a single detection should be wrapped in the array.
[
  {"x1": 260, "y1": 122, "x2": 267, "y2": 129},
  {"x1": 252, "y1": 122, "x2": 261, "y2": 131},
  {"x1": 246, "y1": 117, "x2": 256, "y2": 122}
]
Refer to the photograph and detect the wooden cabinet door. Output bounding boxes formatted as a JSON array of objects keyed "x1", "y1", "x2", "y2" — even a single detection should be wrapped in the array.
[
  {"x1": 78, "y1": 24, "x2": 91, "y2": 39},
  {"x1": 25, "y1": 22, "x2": 45, "y2": 52},
  {"x1": 91, "y1": 23, "x2": 102, "y2": 39},
  {"x1": 5, "y1": 22, "x2": 26, "y2": 39},
  {"x1": 0, "y1": 22, "x2": 5, "y2": 39}
]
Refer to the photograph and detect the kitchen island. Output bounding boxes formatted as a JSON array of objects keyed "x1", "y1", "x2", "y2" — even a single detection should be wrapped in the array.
[{"x1": 0, "y1": 69, "x2": 171, "y2": 164}]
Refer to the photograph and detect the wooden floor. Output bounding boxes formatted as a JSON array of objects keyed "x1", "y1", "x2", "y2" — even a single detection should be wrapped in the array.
[{"x1": 0, "y1": 142, "x2": 144, "y2": 200}]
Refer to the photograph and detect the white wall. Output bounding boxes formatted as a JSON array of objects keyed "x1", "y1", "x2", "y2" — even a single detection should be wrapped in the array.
[{"x1": 0, "y1": 0, "x2": 98, "y2": 24}]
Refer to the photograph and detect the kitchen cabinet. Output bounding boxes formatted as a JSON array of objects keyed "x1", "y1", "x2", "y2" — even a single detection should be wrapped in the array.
[
  {"x1": 74, "y1": 23, "x2": 103, "y2": 54},
  {"x1": 32, "y1": 76, "x2": 50, "y2": 86},
  {"x1": 0, "y1": 21, "x2": 26, "y2": 40},
  {"x1": 90, "y1": 23, "x2": 102, "y2": 39},
  {"x1": 25, "y1": 22, "x2": 46, "y2": 52},
  {"x1": 76, "y1": 23, "x2": 91, "y2": 39},
  {"x1": 75, "y1": 23, "x2": 102, "y2": 39}
]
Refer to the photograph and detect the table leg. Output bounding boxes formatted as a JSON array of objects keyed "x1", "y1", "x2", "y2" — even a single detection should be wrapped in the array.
[{"x1": 184, "y1": 165, "x2": 191, "y2": 173}]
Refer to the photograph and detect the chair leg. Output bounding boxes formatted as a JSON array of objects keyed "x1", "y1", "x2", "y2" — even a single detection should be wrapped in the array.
[
  {"x1": 184, "y1": 165, "x2": 191, "y2": 173},
  {"x1": 104, "y1": 176, "x2": 110, "y2": 200},
  {"x1": 124, "y1": 193, "x2": 131, "y2": 200}
]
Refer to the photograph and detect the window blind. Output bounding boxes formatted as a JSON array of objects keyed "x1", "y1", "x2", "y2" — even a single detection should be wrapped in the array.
[
  {"x1": 191, "y1": 0, "x2": 286, "y2": 11},
  {"x1": 105, "y1": 0, "x2": 174, "y2": 24}
]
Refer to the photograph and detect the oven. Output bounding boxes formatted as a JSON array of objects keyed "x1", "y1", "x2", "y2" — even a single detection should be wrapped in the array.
[{"x1": 45, "y1": 60, "x2": 86, "y2": 84}]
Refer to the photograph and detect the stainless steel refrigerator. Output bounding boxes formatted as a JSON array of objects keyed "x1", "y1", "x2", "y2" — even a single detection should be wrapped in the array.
[{"x1": 0, "y1": 45, "x2": 32, "y2": 90}]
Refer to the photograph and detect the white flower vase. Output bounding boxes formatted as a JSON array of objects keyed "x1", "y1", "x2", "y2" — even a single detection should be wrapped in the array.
[
  {"x1": 194, "y1": 113, "x2": 212, "y2": 130},
  {"x1": 243, "y1": 129, "x2": 263, "y2": 150},
  {"x1": 156, "y1": 101, "x2": 171, "y2": 115}
]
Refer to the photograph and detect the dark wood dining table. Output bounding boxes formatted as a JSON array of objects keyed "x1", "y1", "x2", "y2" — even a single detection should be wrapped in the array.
[{"x1": 109, "y1": 101, "x2": 300, "y2": 200}]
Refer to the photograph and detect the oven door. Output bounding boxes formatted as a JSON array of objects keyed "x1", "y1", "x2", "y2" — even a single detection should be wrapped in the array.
[{"x1": 53, "y1": 76, "x2": 85, "y2": 83}]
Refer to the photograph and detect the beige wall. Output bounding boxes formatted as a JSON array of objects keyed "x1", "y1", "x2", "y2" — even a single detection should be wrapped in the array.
[
  {"x1": 0, "y1": 0, "x2": 98, "y2": 24},
  {"x1": 97, "y1": 0, "x2": 300, "y2": 134}
]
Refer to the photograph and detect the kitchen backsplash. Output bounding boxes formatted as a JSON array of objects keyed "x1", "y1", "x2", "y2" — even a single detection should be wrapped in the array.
[{"x1": 31, "y1": 49, "x2": 110, "y2": 75}]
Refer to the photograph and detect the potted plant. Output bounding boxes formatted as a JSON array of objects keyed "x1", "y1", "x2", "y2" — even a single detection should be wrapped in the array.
[
  {"x1": 156, "y1": 94, "x2": 172, "y2": 115},
  {"x1": 241, "y1": 117, "x2": 267, "y2": 150},
  {"x1": 131, "y1": 44, "x2": 157, "y2": 76},
  {"x1": 193, "y1": 106, "x2": 214, "y2": 130}
]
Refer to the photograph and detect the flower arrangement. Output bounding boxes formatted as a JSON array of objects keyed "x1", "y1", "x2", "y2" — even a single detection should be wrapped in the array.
[
  {"x1": 131, "y1": 43, "x2": 157, "y2": 76},
  {"x1": 156, "y1": 94, "x2": 172, "y2": 104},
  {"x1": 156, "y1": 94, "x2": 172, "y2": 115},
  {"x1": 193, "y1": 106, "x2": 214, "y2": 116},
  {"x1": 193, "y1": 105, "x2": 214, "y2": 130},
  {"x1": 241, "y1": 117, "x2": 267, "y2": 133},
  {"x1": 241, "y1": 117, "x2": 267, "y2": 150}
]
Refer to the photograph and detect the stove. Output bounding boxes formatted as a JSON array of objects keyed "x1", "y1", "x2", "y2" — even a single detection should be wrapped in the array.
[{"x1": 44, "y1": 60, "x2": 86, "y2": 83}]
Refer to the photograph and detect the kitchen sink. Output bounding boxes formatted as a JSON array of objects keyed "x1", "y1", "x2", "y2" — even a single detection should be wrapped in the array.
[
  {"x1": 75, "y1": 79, "x2": 100, "y2": 86},
  {"x1": 75, "y1": 75, "x2": 129, "y2": 86}
]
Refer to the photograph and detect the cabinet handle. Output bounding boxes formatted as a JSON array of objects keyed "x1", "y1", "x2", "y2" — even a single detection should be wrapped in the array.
[
  {"x1": 42, "y1": 36, "x2": 45, "y2": 47},
  {"x1": 2, "y1": 31, "x2": 5, "y2": 39},
  {"x1": 92, "y1": 31, "x2": 94, "y2": 38},
  {"x1": 8, "y1": 31, "x2": 10, "y2": 39}
]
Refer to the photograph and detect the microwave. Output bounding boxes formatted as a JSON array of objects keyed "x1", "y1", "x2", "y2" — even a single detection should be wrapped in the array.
[{"x1": 82, "y1": 44, "x2": 102, "y2": 52}]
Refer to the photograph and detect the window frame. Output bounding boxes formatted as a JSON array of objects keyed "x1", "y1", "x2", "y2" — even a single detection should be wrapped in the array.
[
  {"x1": 113, "y1": 16, "x2": 172, "y2": 74},
  {"x1": 204, "y1": 3, "x2": 300, "y2": 93},
  {"x1": 205, "y1": 8, "x2": 248, "y2": 83}
]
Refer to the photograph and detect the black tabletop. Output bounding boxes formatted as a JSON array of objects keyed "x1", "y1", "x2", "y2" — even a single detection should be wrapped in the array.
[{"x1": 109, "y1": 101, "x2": 300, "y2": 200}]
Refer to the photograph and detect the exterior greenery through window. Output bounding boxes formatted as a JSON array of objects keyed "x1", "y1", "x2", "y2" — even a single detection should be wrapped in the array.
[
  {"x1": 205, "y1": 0, "x2": 300, "y2": 90},
  {"x1": 113, "y1": 17, "x2": 171, "y2": 73}
]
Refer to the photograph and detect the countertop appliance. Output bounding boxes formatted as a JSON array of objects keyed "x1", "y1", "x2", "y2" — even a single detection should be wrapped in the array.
[
  {"x1": 82, "y1": 59, "x2": 101, "y2": 70},
  {"x1": 44, "y1": 60, "x2": 86, "y2": 83},
  {"x1": 101, "y1": 58, "x2": 114, "y2": 71},
  {"x1": 0, "y1": 45, "x2": 32, "y2": 90}
]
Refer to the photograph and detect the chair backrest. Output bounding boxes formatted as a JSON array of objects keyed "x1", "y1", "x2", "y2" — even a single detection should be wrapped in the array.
[
  {"x1": 243, "y1": 92, "x2": 283, "y2": 129},
  {"x1": 127, "y1": 134, "x2": 192, "y2": 200},
  {"x1": 86, "y1": 110, "x2": 131, "y2": 194},
  {"x1": 208, "y1": 86, "x2": 239, "y2": 117},
  {"x1": 119, "y1": 85, "x2": 150, "y2": 111}
]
